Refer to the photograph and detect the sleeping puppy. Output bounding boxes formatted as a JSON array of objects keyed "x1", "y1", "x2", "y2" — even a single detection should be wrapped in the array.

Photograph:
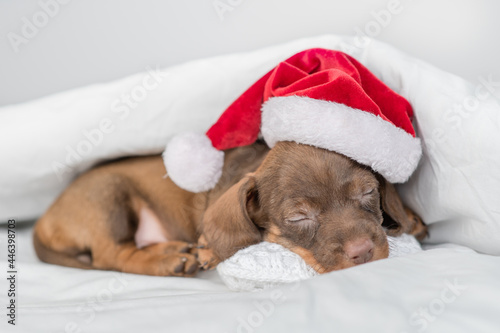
[{"x1": 33, "y1": 141, "x2": 427, "y2": 276}]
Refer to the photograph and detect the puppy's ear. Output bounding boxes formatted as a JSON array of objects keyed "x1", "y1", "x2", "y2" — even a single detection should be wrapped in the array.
[
  {"x1": 377, "y1": 176, "x2": 413, "y2": 236},
  {"x1": 200, "y1": 174, "x2": 263, "y2": 262}
]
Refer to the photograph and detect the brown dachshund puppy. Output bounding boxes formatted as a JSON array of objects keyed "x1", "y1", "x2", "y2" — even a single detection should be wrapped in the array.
[{"x1": 33, "y1": 141, "x2": 427, "y2": 277}]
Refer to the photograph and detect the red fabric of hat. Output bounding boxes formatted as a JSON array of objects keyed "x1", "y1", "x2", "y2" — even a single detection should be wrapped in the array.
[{"x1": 207, "y1": 48, "x2": 415, "y2": 151}]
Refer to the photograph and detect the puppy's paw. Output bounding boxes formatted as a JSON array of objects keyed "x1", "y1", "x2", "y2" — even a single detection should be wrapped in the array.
[
  {"x1": 197, "y1": 235, "x2": 220, "y2": 270},
  {"x1": 144, "y1": 241, "x2": 198, "y2": 256},
  {"x1": 160, "y1": 253, "x2": 199, "y2": 277},
  {"x1": 198, "y1": 249, "x2": 219, "y2": 270},
  {"x1": 405, "y1": 207, "x2": 428, "y2": 241}
]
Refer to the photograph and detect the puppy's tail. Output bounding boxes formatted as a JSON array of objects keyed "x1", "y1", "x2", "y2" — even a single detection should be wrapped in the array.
[{"x1": 33, "y1": 227, "x2": 93, "y2": 270}]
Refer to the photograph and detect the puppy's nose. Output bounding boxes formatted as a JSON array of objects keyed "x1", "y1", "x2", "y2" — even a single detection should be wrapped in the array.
[{"x1": 345, "y1": 238, "x2": 374, "y2": 265}]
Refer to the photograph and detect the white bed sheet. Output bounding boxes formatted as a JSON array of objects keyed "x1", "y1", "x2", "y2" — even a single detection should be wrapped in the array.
[{"x1": 1, "y1": 223, "x2": 500, "y2": 333}]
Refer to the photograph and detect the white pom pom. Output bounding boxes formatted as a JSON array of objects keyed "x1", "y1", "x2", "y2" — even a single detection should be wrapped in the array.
[
  {"x1": 217, "y1": 242, "x2": 318, "y2": 292},
  {"x1": 163, "y1": 133, "x2": 224, "y2": 193}
]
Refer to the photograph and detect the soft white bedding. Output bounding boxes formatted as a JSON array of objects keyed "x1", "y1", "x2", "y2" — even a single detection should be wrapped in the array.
[
  {"x1": 1, "y1": 224, "x2": 500, "y2": 333},
  {"x1": 1, "y1": 34, "x2": 500, "y2": 332}
]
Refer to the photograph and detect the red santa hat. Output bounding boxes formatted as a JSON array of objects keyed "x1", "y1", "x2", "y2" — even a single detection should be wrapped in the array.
[{"x1": 163, "y1": 48, "x2": 422, "y2": 193}]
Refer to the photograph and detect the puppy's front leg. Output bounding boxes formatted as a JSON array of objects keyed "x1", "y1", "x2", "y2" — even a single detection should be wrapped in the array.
[{"x1": 93, "y1": 241, "x2": 199, "y2": 276}]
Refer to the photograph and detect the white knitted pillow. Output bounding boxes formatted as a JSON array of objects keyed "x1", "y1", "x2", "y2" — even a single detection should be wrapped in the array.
[{"x1": 217, "y1": 234, "x2": 422, "y2": 291}]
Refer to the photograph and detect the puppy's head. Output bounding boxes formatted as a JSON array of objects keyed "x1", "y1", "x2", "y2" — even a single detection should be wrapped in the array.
[{"x1": 201, "y1": 141, "x2": 413, "y2": 273}]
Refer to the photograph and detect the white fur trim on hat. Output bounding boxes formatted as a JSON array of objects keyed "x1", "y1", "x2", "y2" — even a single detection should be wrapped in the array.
[
  {"x1": 163, "y1": 132, "x2": 225, "y2": 193},
  {"x1": 261, "y1": 96, "x2": 422, "y2": 183}
]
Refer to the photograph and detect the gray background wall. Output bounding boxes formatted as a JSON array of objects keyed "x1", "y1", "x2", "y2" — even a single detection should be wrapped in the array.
[{"x1": 1, "y1": 0, "x2": 499, "y2": 106}]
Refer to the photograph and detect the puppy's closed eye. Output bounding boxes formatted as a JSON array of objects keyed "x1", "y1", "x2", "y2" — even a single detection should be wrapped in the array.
[
  {"x1": 283, "y1": 211, "x2": 319, "y2": 244},
  {"x1": 286, "y1": 214, "x2": 316, "y2": 224},
  {"x1": 282, "y1": 199, "x2": 318, "y2": 225},
  {"x1": 362, "y1": 188, "x2": 375, "y2": 197},
  {"x1": 284, "y1": 204, "x2": 319, "y2": 225},
  {"x1": 351, "y1": 183, "x2": 377, "y2": 199},
  {"x1": 356, "y1": 187, "x2": 379, "y2": 213}
]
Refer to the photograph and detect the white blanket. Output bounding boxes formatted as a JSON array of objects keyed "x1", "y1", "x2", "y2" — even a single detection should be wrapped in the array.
[
  {"x1": 1, "y1": 225, "x2": 500, "y2": 333},
  {"x1": 1, "y1": 34, "x2": 500, "y2": 332}
]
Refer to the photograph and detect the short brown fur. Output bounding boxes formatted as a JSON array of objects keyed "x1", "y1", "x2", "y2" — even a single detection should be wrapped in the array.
[{"x1": 34, "y1": 141, "x2": 426, "y2": 276}]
